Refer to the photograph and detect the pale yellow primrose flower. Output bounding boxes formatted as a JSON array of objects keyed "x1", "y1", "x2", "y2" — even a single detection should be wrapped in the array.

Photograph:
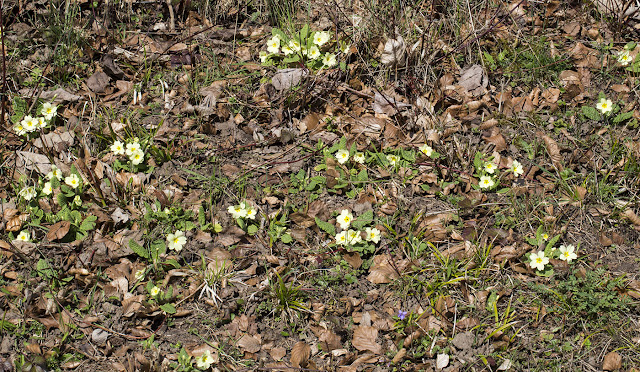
[
  {"x1": 419, "y1": 144, "x2": 433, "y2": 157},
  {"x1": 387, "y1": 154, "x2": 399, "y2": 166},
  {"x1": 37, "y1": 117, "x2": 47, "y2": 129},
  {"x1": 596, "y1": 97, "x2": 613, "y2": 115},
  {"x1": 335, "y1": 231, "x2": 348, "y2": 245},
  {"x1": 336, "y1": 209, "x2": 353, "y2": 230},
  {"x1": 47, "y1": 165, "x2": 62, "y2": 180},
  {"x1": 125, "y1": 142, "x2": 142, "y2": 156},
  {"x1": 266, "y1": 36, "x2": 280, "y2": 54},
  {"x1": 510, "y1": 160, "x2": 524, "y2": 177},
  {"x1": 484, "y1": 162, "x2": 497, "y2": 174},
  {"x1": 347, "y1": 229, "x2": 362, "y2": 244},
  {"x1": 289, "y1": 40, "x2": 301, "y2": 52},
  {"x1": 282, "y1": 45, "x2": 293, "y2": 55},
  {"x1": 542, "y1": 233, "x2": 549, "y2": 241},
  {"x1": 479, "y1": 175, "x2": 494, "y2": 189},
  {"x1": 313, "y1": 31, "x2": 331, "y2": 46},
  {"x1": 245, "y1": 205, "x2": 257, "y2": 220},
  {"x1": 16, "y1": 230, "x2": 30, "y2": 242},
  {"x1": 322, "y1": 53, "x2": 337, "y2": 67},
  {"x1": 130, "y1": 149, "x2": 145, "y2": 165},
  {"x1": 111, "y1": 140, "x2": 125, "y2": 155},
  {"x1": 19, "y1": 186, "x2": 36, "y2": 200},
  {"x1": 529, "y1": 251, "x2": 549, "y2": 271},
  {"x1": 134, "y1": 269, "x2": 145, "y2": 281},
  {"x1": 42, "y1": 182, "x2": 53, "y2": 196},
  {"x1": 13, "y1": 122, "x2": 26, "y2": 135},
  {"x1": 558, "y1": 244, "x2": 577, "y2": 263},
  {"x1": 22, "y1": 115, "x2": 37, "y2": 132},
  {"x1": 65, "y1": 174, "x2": 81, "y2": 189},
  {"x1": 259, "y1": 51, "x2": 268, "y2": 64},
  {"x1": 150, "y1": 286, "x2": 160, "y2": 297},
  {"x1": 195, "y1": 350, "x2": 215, "y2": 370},
  {"x1": 352, "y1": 152, "x2": 365, "y2": 164},
  {"x1": 228, "y1": 204, "x2": 247, "y2": 219},
  {"x1": 41, "y1": 102, "x2": 58, "y2": 120},
  {"x1": 308, "y1": 45, "x2": 321, "y2": 60},
  {"x1": 335, "y1": 149, "x2": 350, "y2": 164},
  {"x1": 618, "y1": 50, "x2": 633, "y2": 66},
  {"x1": 167, "y1": 230, "x2": 187, "y2": 251},
  {"x1": 365, "y1": 227, "x2": 381, "y2": 244}
]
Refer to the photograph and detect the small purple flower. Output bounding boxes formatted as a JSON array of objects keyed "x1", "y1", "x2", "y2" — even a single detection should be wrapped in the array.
[{"x1": 398, "y1": 310, "x2": 408, "y2": 320}]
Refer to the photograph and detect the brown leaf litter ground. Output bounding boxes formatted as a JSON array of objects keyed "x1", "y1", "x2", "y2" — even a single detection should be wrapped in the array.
[{"x1": 2, "y1": 0, "x2": 640, "y2": 371}]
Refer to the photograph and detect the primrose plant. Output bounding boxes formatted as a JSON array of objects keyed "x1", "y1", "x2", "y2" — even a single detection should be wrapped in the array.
[
  {"x1": 228, "y1": 201, "x2": 258, "y2": 234},
  {"x1": 525, "y1": 226, "x2": 579, "y2": 276},
  {"x1": 316, "y1": 209, "x2": 382, "y2": 255},
  {"x1": 473, "y1": 152, "x2": 524, "y2": 192},
  {"x1": 11, "y1": 98, "x2": 58, "y2": 138},
  {"x1": 111, "y1": 136, "x2": 148, "y2": 171},
  {"x1": 581, "y1": 91, "x2": 635, "y2": 125},
  {"x1": 260, "y1": 24, "x2": 350, "y2": 71}
]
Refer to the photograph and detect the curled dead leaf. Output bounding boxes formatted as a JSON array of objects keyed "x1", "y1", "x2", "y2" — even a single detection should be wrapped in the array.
[
  {"x1": 622, "y1": 209, "x2": 640, "y2": 227},
  {"x1": 537, "y1": 132, "x2": 563, "y2": 171},
  {"x1": 6, "y1": 213, "x2": 29, "y2": 232}
]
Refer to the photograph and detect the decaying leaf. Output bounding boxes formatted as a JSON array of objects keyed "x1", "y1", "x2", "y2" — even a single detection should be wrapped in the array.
[
  {"x1": 458, "y1": 64, "x2": 488, "y2": 96},
  {"x1": 46, "y1": 221, "x2": 71, "y2": 241},
  {"x1": 367, "y1": 254, "x2": 399, "y2": 284},
  {"x1": 380, "y1": 36, "x2": 405, "y2": 66},
  {"x1": 237, "y1": 334, "x2": 261, "y2": 353},
  {"x1": 290, "y1": 341, "x2": 310, "y2": 368},
  {"x1": 352, "y1": 325, "x2": 381, "y2": 354},
  {"x1": 537, "y1": 132, "x2": 563, "y2": 171}
]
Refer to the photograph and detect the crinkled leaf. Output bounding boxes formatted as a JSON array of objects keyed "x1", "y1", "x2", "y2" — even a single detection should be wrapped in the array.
[
  {"x1": 159, "y1": 303, "x2": 176, "y2": 314},
  {"x1": 130, "y1": 240, "x2": 149, "y2": 259},
  {"x1": 352, "y1": 210, "x2": 373, "y2": 230},
  {"x1": 315, "y1": 217, "x2": 335, "y2": 236},
  {"x1": 613, "y1": 111, "x2": 633, "y2": 124},
  {"x1": 281, "y1": 233, "x2": 293, "y2": 244},
  {"x1": 581, "y1": 106, "x2": 600, "y2": 121}
]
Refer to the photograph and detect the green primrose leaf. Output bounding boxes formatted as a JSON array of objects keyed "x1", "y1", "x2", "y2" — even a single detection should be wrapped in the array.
[
  {"x1": 315, "y1": 217, "x2": 335, "y2": 236},
  {"x1": 130, "y1": 240, "x2": 149, "y2": 259}
]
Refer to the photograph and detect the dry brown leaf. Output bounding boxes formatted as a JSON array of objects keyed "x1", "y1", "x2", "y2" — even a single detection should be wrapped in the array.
[
  {"x1": 298, "y1": 112, "x2": 319, "y2": 132},
  {"x1": 6, "y1": 214, "x2": 29, "y2": 232},
  {"x1": 622, "y1": 209, "x2": 640, "y2": 227},
  {"x1": 537, "y1": 132, "x2": 563, "y2": 171},
  {"x1": 290, "y1": 341, "x2": 310, "y2": 368},
  {"x1": 46, "y1": 221, "x2": 71, "y2": 241},
  {"x1": 602, "y1": 351, "x2": 622, "y2": 371},
  {"x1": 483, "y1": 127, "x2": 507, "y2": 151},
  {"x1": 121, "y1": 295, "x2": 144, "y2": 317},
  {"x1": 343, "y1": 252, "x2": 363, "y2": 269},
  {"x1": 367, "y1": 254, "x2": 399, "y2": 284},
  {"x1": 352, "y1": 325, "x2": 381, "y2": 354},
  {"x1": 318, "y1": 329, "x2": 342, "y2": 352},
  {"x1": 270, "y1": 346, "x2": 286, "y2": 361},
  {"x1": 237, "y1": 334, "x2": 261, "y2": 353}
]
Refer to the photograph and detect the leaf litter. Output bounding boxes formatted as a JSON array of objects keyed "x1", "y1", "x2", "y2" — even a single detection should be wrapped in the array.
[{"x1": 1, "y1": 1, "x2": 640, "y2": 371}]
